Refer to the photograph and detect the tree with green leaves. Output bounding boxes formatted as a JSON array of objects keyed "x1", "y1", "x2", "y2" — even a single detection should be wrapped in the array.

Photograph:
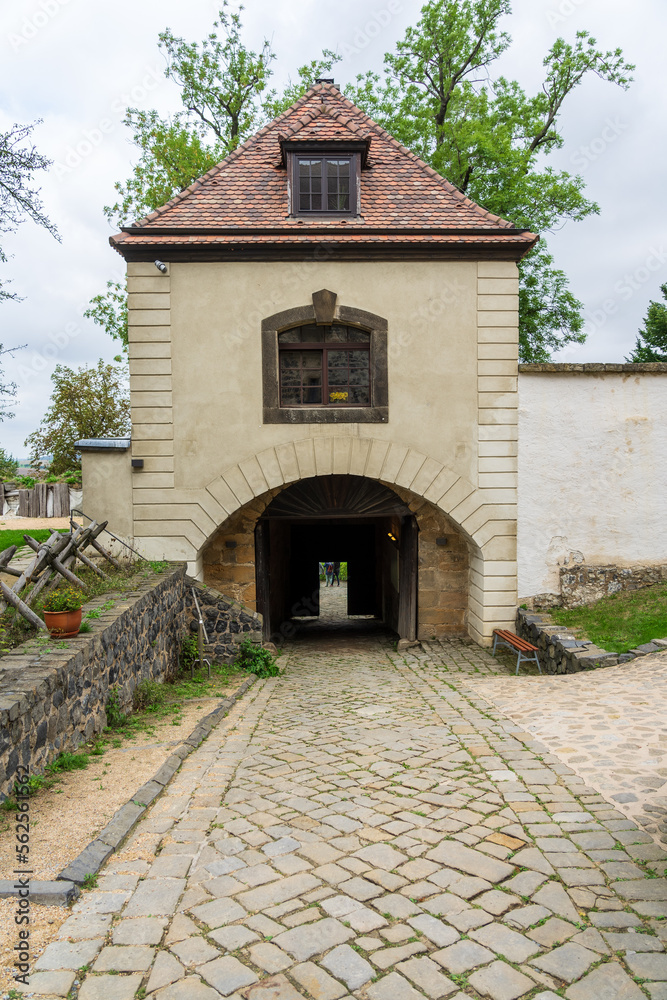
[
  {"x1": 627, "y1": 284, "x2": 667, "y2": 362},
  {"x1": 0, "y1": 448, "x2": 18, "y2": 480},
  {"x1": 83, "y1": 280, "x2": 129, "y2": 356},
  {"x1": 25, "y1": 361, "x2": 130, "y2": 476},
  {"x1": 346, "y1": 0, "x2": 633, "y2": 359},
  {"x1": 0, "y1": 120, "x2": 60, "y2": 302}
]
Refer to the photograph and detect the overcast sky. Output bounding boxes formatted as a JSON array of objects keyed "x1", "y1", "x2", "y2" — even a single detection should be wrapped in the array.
[{"x1": 1, "y1": 0, "x2": 665, "y2": 457}]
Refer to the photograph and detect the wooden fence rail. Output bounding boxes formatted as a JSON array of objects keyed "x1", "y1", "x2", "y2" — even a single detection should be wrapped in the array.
[{"x1": 0, "y1": 521, "x2": 121, "y2": 630}]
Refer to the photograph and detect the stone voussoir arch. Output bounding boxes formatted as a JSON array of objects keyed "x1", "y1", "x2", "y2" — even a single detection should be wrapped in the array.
[{"x1": 203, "y1": 436, "x2": 503, "y2": 552}]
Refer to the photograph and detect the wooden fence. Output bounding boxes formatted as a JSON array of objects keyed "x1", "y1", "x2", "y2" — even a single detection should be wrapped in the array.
[
  {"x1": 0, "y1": 521, "x2": 120, "y2": 630},
  {"x1": 0, "y1": 482, "x2": 73, "y2": 518}
]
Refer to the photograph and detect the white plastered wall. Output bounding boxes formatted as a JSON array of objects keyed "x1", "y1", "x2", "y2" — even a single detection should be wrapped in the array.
[{"x1": 518, "y1": 370, "x2": 667, "y2": 598}]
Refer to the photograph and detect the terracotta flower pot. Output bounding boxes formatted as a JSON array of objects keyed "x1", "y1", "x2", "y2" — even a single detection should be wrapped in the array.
[{"x1": 44, "y1": 609, "x2": 82, "y2": 639}]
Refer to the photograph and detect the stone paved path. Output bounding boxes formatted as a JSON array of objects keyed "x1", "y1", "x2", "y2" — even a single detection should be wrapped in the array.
[
  {"x1": 28, "y1": 635, "x2": 667, "y2": 1000},
  {"x1": 452, "y1": 650, "x2": 667, "y2": 845}
]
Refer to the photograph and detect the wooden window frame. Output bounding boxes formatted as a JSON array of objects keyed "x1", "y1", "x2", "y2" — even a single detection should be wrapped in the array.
[
  {"x1": 278, "y1": 331, "x2": 371, "y2": 408},
  {"x1": 262, "y1": 302, "x2": 388, "y2": 425},
  {"x1": 287, "y1": 148, "x2": 362, "y2": 218}
]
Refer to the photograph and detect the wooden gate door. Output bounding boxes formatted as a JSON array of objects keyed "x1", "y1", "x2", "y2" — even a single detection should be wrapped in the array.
[
  {"x1": 254, "y1": 520, "x2": 271, "y2": 640},
  {"x1": 397, "y1": 515, "x2": 418, "y2": 640}
]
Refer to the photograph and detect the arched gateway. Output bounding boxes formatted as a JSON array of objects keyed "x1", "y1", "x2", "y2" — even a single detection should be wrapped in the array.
[{"x1": 200, "y1": 472, "x2": 475, "y2": 643}]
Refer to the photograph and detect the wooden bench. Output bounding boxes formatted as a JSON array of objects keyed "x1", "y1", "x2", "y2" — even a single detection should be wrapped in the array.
[{"x1": 492, "y1": 629, "x2": 542, "y2": 675}]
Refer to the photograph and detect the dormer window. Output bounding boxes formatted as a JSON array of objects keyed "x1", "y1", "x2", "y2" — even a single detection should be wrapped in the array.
[
  {"x1": 296, "y1": 156, "x2": 353, "y2": 213},
  {"x1": 284, "y1": 142, "x2": 368, "y2": 217}
]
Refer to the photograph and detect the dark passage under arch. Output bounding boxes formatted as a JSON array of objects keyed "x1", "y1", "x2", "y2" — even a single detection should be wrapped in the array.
[{"x1": 255, "y1": 475, "x2": 418, "y2": 642}]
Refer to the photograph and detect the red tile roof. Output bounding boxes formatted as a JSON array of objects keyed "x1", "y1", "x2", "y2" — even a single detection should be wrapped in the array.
[{"x1": 111, "y1": 83, "x2": 537, "y2": 258}]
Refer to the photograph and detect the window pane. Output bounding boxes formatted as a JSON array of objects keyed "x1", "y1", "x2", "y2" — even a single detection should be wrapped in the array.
[
  {"x1": 279, "y1": 337, "x2": 371, "y2": 407},
  {"x1": 303, "y1": 351, "x2": 322, "y2": 368},
  {"x1": 301, "y1": 325, "x2": 321, "y2": 343},
  {"x1": 326, "y1": 325, "x2": 347, "y2": 342},
  {"x1": 280, "y1": 349, "x2": 323, "y2": 406},
  {"x1": 279, "y1": 328, "x2": 301, "y2": 343},
  {"x1": 347, "y1": 328, "x2": 370, "y2": 343},
  {"x1": 349, "y1": 385, "x2": 370, "y2": 404},
  {"x1": 298, "y1": 159, "x2": 322, "y2": 212},
  {"x1": 327, "y1": 350, "x2": 347, "y2": 366},
  {"x1": 326, "y1": 158, "x2": 351, "y2": 212}
]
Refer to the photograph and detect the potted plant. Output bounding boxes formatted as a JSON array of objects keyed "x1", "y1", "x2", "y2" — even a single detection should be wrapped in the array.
[{"x1": 41, "y1": 585, "x2": 85, "y2": 638}]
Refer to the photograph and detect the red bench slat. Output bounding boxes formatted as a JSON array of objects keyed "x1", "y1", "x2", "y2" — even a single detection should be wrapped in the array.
[{"x1": 493, "y1": 629, "x2": 538, "y2": 653}]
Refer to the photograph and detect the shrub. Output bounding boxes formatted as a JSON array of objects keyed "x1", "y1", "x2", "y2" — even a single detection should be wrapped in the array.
[
  {"x1": 180, "y1": 632, "x2": 199, "y2": 671},
  {"x1": 105, "y1": 687, "x2": 126, "y2": 729},
  {"x1": 234, "y1": 637, "x2": 280, "y2": 678},
  {"x1": 42, "y1": 585, "x2": 85, "y2": 613},
  {"x1": 133, "y1": 679, "x2": 165, "y2": 711}
]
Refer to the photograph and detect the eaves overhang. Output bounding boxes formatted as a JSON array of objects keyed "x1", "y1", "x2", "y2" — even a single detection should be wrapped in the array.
[{"x1": 111, "y1": 227, "x2": 539, "y2": 263}]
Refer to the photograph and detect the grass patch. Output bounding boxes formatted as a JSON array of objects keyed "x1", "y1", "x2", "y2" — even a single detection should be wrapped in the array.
[
  {"x1": 551, "y1": 581, "x2": 667, "y2": 653},
  {"x1": 104, "y1": 658, "x2": 242, "y2": 742},
  {"x1": 0, "y1": 528, "x2": 68, "y2": 551},
  {"x1": 46, "y1": 751, "x2": 90, "y2": 774}
]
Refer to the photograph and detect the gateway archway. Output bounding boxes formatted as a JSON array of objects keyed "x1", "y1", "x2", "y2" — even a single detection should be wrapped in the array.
[{"x1": 255, "y1": 476, "x2": 418, "y2": 642}]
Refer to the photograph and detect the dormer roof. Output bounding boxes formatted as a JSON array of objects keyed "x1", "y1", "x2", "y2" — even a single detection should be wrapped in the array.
[{"x1": 111, "y1": 82, "x2": 538, "y2": 261}]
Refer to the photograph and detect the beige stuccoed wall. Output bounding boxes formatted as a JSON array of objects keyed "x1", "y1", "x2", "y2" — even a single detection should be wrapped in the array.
[
  {"x1": 518, "y1": 368, "x2": 667, "y2": 598},
  {"x1": 123, "y1": 257, "x2": 520, "y2": 644},
  {"x1": 169, "y1": 260, "x2": 479, "y2": 483},
  {"x1": 80, "y1": 449, "x2": 133, "y2": 545}
]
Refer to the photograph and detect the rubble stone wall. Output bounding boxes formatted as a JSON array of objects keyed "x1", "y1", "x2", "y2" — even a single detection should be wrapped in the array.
[
  {"x1": 184, "y1": 580, "x2": 263, "y2": 663},
  {"x1": 0, "y1": 564, "x2": 262, "y2": 798},
  {"x1": 515, "y1": 607, "x2": 667, "y2": 675},
  {"x1": 559, "y1": 562, "x2": 667, "y2": 608}
]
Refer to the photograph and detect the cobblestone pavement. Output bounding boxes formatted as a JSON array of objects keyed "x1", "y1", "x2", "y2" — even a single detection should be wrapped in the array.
[
  {"x1": 449, "y1": 649, "x2": 667, "y2": 846},
  {"x1": 29, "y1": 634, "x2": 667, "y2": 1000}
]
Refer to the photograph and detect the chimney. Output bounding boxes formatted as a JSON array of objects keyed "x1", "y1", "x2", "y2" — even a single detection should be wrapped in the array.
[{"x1": 315, "y1": 78, "x2": 339, "y2": 89}]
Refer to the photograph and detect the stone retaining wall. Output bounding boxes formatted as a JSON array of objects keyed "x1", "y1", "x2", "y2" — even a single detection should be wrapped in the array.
[
  {"x1": 0, "y1": 565, "x2": 186, "y2": 797},
  {"x1": 184, "y1": 580, "x2": 263, "y2": 663},
  {"x1": 0, "y1": 566, "x2": 265, "y2": 798},
  {"x1": 516, "y1": 607, "x2": 667, "y2": 675}
]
